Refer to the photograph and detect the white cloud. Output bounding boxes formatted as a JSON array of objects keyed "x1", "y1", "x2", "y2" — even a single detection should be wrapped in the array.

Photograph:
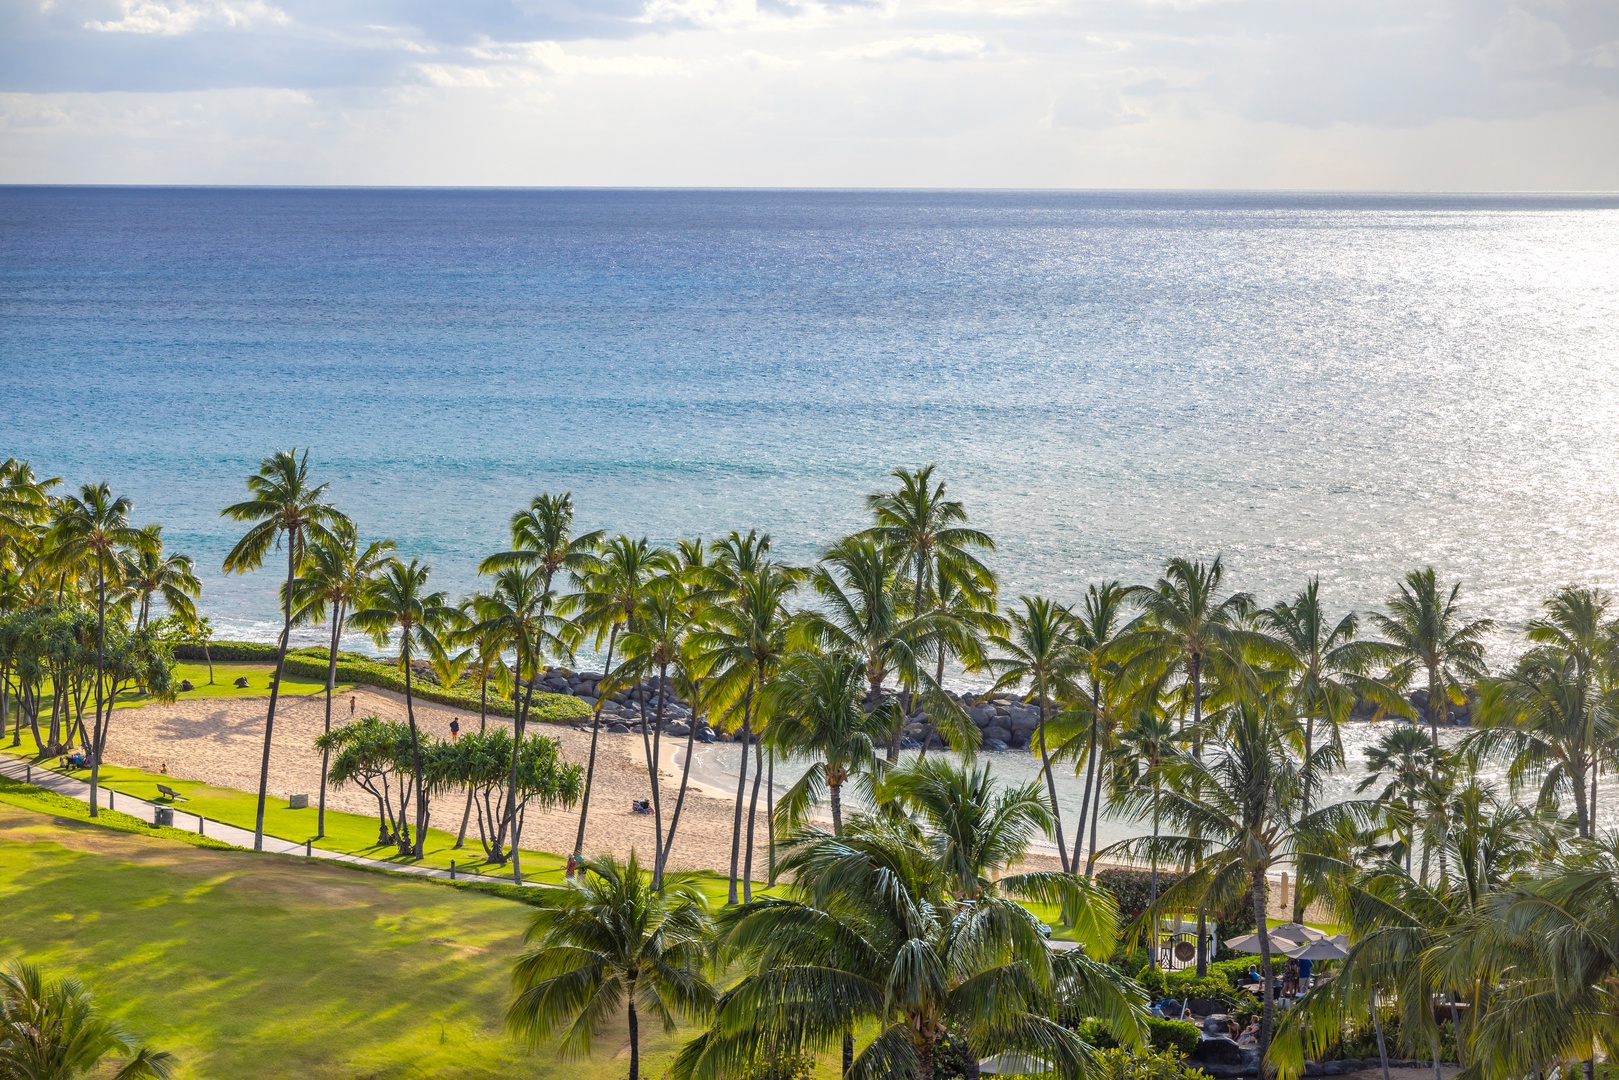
[
  {"x1": 83, "y1": 0, "x2": 288, "y2": 35},
  {"x1": 834, "y1": 33, "x2": 988, "y2": 61},
  {"x1": 1471, "y1": 4, "x2": 1574, "y2": 72}
]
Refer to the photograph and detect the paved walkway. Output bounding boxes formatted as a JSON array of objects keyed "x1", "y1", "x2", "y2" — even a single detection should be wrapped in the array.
[{"x1": 0, "y1": 756, "x2": 535, "y2": 889}]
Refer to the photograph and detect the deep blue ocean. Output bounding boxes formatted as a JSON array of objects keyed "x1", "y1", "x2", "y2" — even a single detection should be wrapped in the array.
[{"x1": 4, "y1": 187, "x2": 1619, "y2": 655}]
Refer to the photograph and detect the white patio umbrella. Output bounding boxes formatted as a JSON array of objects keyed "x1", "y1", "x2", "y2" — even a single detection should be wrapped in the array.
[
  {"x1": 1267, "y1": 922, "x2": 1328, "y2": 942},
  {"x1": 1286, "y1": 938, "x2": 1350, "y2": 961},
  {"x1": 980, "y1": 1052, "x2": 1050, "y2": 1075}
]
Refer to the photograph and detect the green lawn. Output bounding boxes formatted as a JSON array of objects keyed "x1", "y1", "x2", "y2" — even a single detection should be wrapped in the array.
[
  {"x1": 0, "y1": 799, "x2": 708, "y2": 1080},
  {"x1": 116, "y1": 660, "x2": 353, "y2": 707}
]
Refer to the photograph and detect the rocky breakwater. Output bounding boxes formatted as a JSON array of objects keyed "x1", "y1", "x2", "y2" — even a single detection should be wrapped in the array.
[{"x1": 530, "y1": 669, "x2": 1051, "y2": 754}]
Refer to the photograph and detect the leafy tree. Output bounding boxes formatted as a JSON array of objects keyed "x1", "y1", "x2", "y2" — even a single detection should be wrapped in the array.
[
  {"x1": 221, "y1": 448, "x2": 348, "y2": 850},
  {"x1": 119, "y1": 523, "x2": 200, "y2": 632},
  {"x1": 1356, "y1": 725, "x2": 1443, "y2": 875},
  {"x1": 507, "y1": 852, "x2": 714, "y2": 1080}
]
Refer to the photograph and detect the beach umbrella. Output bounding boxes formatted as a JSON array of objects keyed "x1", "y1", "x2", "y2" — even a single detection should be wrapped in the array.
[
  {"x1": 1267, "y1": 922, "x2": 1327, "y2": 943},
  {"x1": 1223, "y1": 933, "x2": 1270, "y2": 954},
  {"x1": 1286, "y1": 938, "x2": 1350, "y2": 961},
  {"x1": 980, "y1": 1052, "x2": 1050, "y2": 1075}
]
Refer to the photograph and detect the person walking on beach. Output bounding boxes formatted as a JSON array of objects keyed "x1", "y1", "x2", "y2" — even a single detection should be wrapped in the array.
[{"x1": 449, "y1": 718, "x2": 460, "y2": 742}]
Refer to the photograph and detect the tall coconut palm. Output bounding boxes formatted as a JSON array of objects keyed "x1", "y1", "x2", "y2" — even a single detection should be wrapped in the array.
[
  {"x1": 0, "y1": 960, "x2": 175, "y2": 1079},
  {"x1": 468, "y1": 565, "x2": 574, "y2": 879},
  {"x1": 507, "y1": 852, "x2": 714, "y2": 1080},
  {"x1": 0, "y1": 458, "x2": 57, "y2": 566},
  {"x1": 695, "y1": 560, "x2": 803, "y2": 903},
  {"x1": 799, "y1": 535, "x2": 947, "y2": 762},
  {"x1": 916, "y1": 571, "x2": 1001, "y2": 758},
  {"x1": 291, "y1": 520, "x2": 395, "y2": 838},
  {"x1": 222, "y1": 449, "x2": 348, "y2": 850},
  {"x1": 1104, "y1": 706, "x2": 1178, "y2": 956},
  {"x1": 453, "y1": 592, "x2": 516, "y2": 848},
  {"x1": 45, "y1": 482, "x2": 157, "y2": 819},
  {"x1": 1129, "y1": 699, "x2": 1368, "y2": 1057},
  {"x1": 681, "y1": 815, "x2": 1138, "y2": 1080},
  {"x1": 1262, "y1": 578, "x2": 1403, "y2": 917},
  {"x1": 766, "y1": 651, "x2": 897, "y2": 837},
  {"x1": 1357, "y1": 724, "x2": 1444, "y2": 875},
  {"x1": 987, "y1": 595, "x2": 1083, "y2": 872},
  {"x1": 119, "y1": 524, "x2": 201, "y2": 632},
  {"x1": 656, "y1": 548, "x2": 723, "y2": 886},
  {"x1": 566, "y1": 535, "x2": 671, "y2": 866},
  {"x1": 481, "y1": 494, "x2": 601, "y2": 859},
  {"x1": 865, "y1": 464, "x2": 996, "y2": 620},
  {"x1": 1061, "y1": 580, "x2": 1129, "y2": 877},
  {"x1": 1370, "y1": 568, "x2": 1493, "y2": 767},
  {"x1": 349, "y1": 557, "x2": 458, "y2": 858},
  {"x1": 1118, "y1": 556, "x2": 1277, "y2": 972}
]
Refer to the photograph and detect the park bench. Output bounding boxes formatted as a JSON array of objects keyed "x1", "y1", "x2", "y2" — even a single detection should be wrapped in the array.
[{"x1": 157, "y1": 784, "x2": 185, "y2": 802}]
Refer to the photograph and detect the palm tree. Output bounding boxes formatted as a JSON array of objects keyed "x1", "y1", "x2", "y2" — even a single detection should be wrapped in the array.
[
  {"x1": 766, "y1": 651, "x2": 897, "y2": 836},
  {"x1": 452, "y1": 594, "x2": 516, "y2": 848},
  {"x1": 481, "y1": 494, "x2": 601, "y2": 864},
  {"x1": 987, "y1": 595, "x2": 1083, "y2": 872},
  {"x1": 1105, "y1": 706, "x2": 1177, "y2": 959},
  {"x1": 797, "y1": 535, "x2": 941, "y2": 761},
  {"x1": 45, "y1": 482, "x2": 157, "y2": 819},
  {"x1": 1370, "y1": 568, "x2": 1493, "y2": 766},
  {"x1": 695, "y1": 560, "x2": 802, "y2": 903},
  {"x1": 566, "y1": 535, "x2": 671, "y2": 867},
  {"x1": 1062, "y1": 580, "x2": 1129, "y2": 878},
  {"x1": 1473, "y1": 645, "x2": 1617, "y2": 839},
  {"x1": 0, "y1": 960, "x2": 175, "y2": 1079},
  {"x1": 1357, "y1": 724, "x2": 1444, "y2": 875},
  {"x1": 1263, "y1": 578, "x2": 1402, "y2": 917},
  {"x1": 1129, "y1": 699, "x2": 1369, "y2": 1056},
  {"x1": 1526, "y1": 586, "x2": 1619, "y2": 824},
  {"x1": 1117, "y1": 555, "x2": 1275, "y2": 972},
  {"x1": 468, "y1": 565, "x2": 574, "y2": 879},
  {"x1": 0, "y1": 458, "x2": 57, "y2": 567},
  {"x1": 682, "y1": 815, "x2": 1140, "y2": 1080},
  {"x1": 349, "y1": 557, "x2": 458, "y2": 858},
  {"x1": 120, "y1": 524, "x2": 200, "y2": 632},
  {"x1": 507, "y1": 852, "x2": 714, "y2": 1080},
  {"x1": 221, "y1": 449, "x2": 348, "y2": 851},
  {"x1": 292, "y1": 520, "x2": 394, "y2": 838},
  {"x1": 916, "y1": 571, "x2": 1002, "y2": 758},
  {"x1": 865, "y1": 464, "x2": 996, "y2": 620}
]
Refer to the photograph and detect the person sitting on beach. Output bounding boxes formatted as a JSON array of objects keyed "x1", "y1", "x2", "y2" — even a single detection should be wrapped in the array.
[
  {"x1": 160, "y1": 762, "x2": 169, "y2": 775},
  {"x1": 631, "y1": 799, "x2": 652, "y2": 815}
]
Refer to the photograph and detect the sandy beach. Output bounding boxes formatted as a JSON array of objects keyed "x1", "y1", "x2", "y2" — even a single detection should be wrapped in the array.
[{"x1": 104, "y1": 687, "x2": 774, "y2": 875}]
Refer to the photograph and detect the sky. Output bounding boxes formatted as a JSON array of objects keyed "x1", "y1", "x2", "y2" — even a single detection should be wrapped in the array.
[{"x1": 1, "y1": 0, "x2": 1617, "y2": 189}]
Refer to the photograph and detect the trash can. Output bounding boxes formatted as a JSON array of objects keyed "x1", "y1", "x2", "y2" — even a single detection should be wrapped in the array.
[{"x1": 154, "y1": 807, "x2": 174, "y2": 827}]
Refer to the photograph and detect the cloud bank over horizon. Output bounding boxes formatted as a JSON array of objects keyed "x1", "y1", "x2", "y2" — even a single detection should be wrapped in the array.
[{"x1": 2, "y1": 0, "x2": 1616, "y2": 188}]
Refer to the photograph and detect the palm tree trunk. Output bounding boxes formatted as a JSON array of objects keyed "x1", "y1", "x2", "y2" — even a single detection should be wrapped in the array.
[
  {"x1": 505, "y1": 635, "x2": 540, "y2": 882},
  {"x1": 317, "y1": 603, "x2": 341, "y2": 839},
  {"x1": 1253, "y1": 871, "x2": 1275, "y2": 1057},
  {"x1": 657, "y1": 681, "x2": 702, "y2": 887},
  {"x1": 1192, "y1": 657, "x2": 1208, "y2": 977},
  {"x1": 1148, "y1": 790, "x2": 1159, "y2": 970},
  {"x1": 1073, "y1": 683, "x2": 1099, "y2": 874},
  {"x1": 627, "y1": 994, "x2": 640, "y2": 1080},
  {"x1": 642, "y1": 665, "x2": 666, "y2": 869},
  {"x1": 830, "y1": 778, "x2": 843, "y2": 836},
  {"x1": 455, "y1": 675, "x2": 487, "y2": 849},
  {"x1": 766, "y1": 746, "x2": 777, "y2": 883},
  {"x1": 1086, "y1": 758, "x2": 1104, "y2": 877},
  {"x1": 1034, "y1": 675, "x2": 1070, "y2": 873},
  {"x1": 728, "y1": 685, "x2": 753, "y2": 905},
  {"x1": 572, "y1": 624, "x2": 619, "y2": 860},
  {"x1": 252, "y1": 540, "x2": 297, "y2": 851},
  {"x1": 404, "y1": 651, "x2": 427, "y2": 858},
  {"x1": 743, "y1": 736, "x2": 764, "y2": 902},
  {"x1": 1371, "y1": 996, "x2": 1391, "y2": 1080},
  {"x1": 87, "y1": 560, "x2": 106, "y2": 818},
  {"x1": 916, "y1": 1033, "x2": 936, "y2": 1080},
  {"x1": 1294, "y1": 713, "x2": 1313, "y2": 921}
]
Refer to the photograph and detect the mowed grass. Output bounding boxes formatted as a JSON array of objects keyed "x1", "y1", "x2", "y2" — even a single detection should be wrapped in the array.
[
  {"x1": 0, "y1": 801, "x2": 707, "y2": 1080},
  {"x1": 115, "y1": 660, "x2": 353, "y2": 707}
]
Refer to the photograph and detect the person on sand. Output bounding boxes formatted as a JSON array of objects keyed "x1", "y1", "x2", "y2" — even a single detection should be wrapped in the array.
[
  {"x1": 160, "y1": 762, "x2": 168, "y2": 775},
  {"x1": 349, "y1": 695, "x2": 356, "y2": 719},
  {"x1": 449, "y1": 718, "x2": 460, "y2": 742}
]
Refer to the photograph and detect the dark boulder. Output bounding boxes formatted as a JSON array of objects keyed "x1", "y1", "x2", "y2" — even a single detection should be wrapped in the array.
[
  {"x1": 1188, "y1": 1037, "x2": 1258, "y2": 1078},
  {"x1": 179, "y1": 679, "x2": 194, "y2": 692}
]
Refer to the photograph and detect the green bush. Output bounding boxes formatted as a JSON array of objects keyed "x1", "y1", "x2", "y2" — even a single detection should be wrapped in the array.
[
  {"x1": 1097, "y1": 868, "x2": 1186, "y2": 923},
  {"x1": 1095, "y1": 1046, "x2": 1211, "y2": 1080},
  {"x1": 1147, "y1": 1019, "x2": 1202, "y2": 1056}
]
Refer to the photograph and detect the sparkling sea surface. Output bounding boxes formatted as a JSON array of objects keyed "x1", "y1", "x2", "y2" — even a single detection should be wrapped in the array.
[{"x1": 4, "y1": 186, "x2": 1619, "y2": 832}]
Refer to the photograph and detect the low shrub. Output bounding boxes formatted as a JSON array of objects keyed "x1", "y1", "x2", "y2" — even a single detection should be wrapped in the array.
[
  {"x1": 1095, "y1": 1046, "x2": 1211, "y2": 1080},
  {"x1": 1147, "y1": 1019, "x2": 1203, "y2": 1056}
]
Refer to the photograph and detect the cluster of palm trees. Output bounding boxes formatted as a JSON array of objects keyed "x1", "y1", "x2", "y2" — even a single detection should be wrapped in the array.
[
  {"x1": 507, "y1": 756, "x2": 1145, "y2": 1080},
  {"x1": 0, "y1": 458, "x2": 200, "y2": 818}
]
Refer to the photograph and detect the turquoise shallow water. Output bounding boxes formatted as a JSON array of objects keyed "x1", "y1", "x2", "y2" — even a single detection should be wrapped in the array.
[{"x1": 4, "y1": 187, "x2": 1619, "y2": 656}]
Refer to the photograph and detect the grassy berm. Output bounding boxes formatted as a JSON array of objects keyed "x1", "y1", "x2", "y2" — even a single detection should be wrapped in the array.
[{"x1": 0, "y1": 798, "x2": 696, "y2": 1079}]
